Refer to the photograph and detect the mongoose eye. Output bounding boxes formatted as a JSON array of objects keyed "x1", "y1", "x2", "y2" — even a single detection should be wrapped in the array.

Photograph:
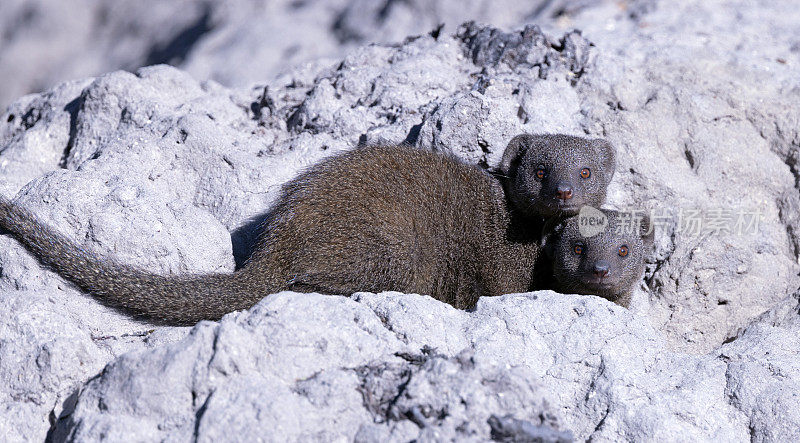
[
  {"x1": 580, "y1": 168, "x2": 591, "y2": 179},
  {"x1": 573, "y1": 243, "x2": 584, "y2": 255},
  {"x1": 618, "y1": 245, "x2": 629, "y2": 257},
  {"x1": 535, "y1": 165, "x2": 546, "y2": 179}
]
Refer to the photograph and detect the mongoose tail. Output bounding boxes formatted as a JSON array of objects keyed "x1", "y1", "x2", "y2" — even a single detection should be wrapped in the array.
[{"x1": 0, "y1": 197, "x2": 268, "y2": 325}]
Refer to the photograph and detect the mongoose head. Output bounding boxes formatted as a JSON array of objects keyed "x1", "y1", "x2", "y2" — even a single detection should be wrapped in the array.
[
  {"x1": 500, "y1": 134, "x2": 616, "y2": 217},
  {"x1": 545, "y1": 208, "x2": 653, "y2": 306}
]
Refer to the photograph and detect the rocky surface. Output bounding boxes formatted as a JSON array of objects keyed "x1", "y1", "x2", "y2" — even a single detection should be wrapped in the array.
[
  {"x1": 0, "y1": 0, "x2": 623, "y2": 109},
  {"x1": 1, "y1": 0, "x2": 800, "y2": 440},
  {"x1": 39, "y1": 289, "x2": 800, "y2": 441}
]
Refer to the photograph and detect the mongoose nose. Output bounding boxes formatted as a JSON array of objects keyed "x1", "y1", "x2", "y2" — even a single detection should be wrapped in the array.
[
  {"x1": 593, "y1": 260, "x2": 610, "y2": 278},
  {"x1": 556, "y1": 183, "x2": 573, "y2": 200}
]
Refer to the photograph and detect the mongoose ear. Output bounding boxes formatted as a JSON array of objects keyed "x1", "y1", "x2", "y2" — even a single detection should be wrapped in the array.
[
  {"x1": 540, "y1": 215, "x2": 561, "y2": 242},
  {"x1": 541, "y1": 217, "x2": 567, "y2": 258},
  {"x1": 592, "y1": 138, "x2": 616, "y2": 181},
  {"x1": 542, "y1": 233, "x2": 555, "y2": 258},
  {"x1": 639, "y1": 213, "x2": 655, "y2": 248},
  {"x1": 500, "y1": 134, "x2": 533, "y2": 176}
]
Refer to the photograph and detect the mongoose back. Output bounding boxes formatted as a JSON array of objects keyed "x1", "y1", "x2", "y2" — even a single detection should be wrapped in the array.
[
  {"x1": 0, "y1": 135, "x2": 617, "y2": 325},
  {"x1": 545, "y1": 209, "x2": 654, "y2": 307}
]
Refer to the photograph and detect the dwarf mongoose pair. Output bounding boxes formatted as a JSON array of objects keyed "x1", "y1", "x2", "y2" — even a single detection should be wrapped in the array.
[{"x1": 0, "y1": 134, "x2": 651, "y2": 325}]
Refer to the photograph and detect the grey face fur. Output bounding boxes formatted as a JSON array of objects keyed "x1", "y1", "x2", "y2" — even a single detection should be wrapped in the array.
[
  {"x1": 500, "y1": 134, "x2": 616, "y2": 217},
  {"x1": 546, "y1": 209, "x2": 653, "y2": 306}
]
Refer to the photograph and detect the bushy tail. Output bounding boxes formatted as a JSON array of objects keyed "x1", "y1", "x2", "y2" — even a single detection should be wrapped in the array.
[{"x1": 0, "y1": 197, "x2": 268, "y2": 325}]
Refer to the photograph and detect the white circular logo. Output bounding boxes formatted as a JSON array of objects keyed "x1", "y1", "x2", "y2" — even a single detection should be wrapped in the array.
[{"x1": 578, "y1": 206, "x2": 607, "y2": 238}]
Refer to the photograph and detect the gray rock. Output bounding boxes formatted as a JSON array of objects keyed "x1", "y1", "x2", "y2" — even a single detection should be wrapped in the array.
[
  {"x1": 49, "y1": 290, "x2": 794, "y2": 441},
  {"x1": 0, "y1": 0, "x2": 623, "y2": 109},
  {"x1": 0, "y1": 0, "x2": 799, "y2": 440},
  {"x1": 488, "y1": 414, "x2": 573, "y2": 443},
  {"x1": 49, "y1": 293, "x2": 570, "y2": 441},
  {"x1": 719, "y1": 291, "x2": 800, "y2": 442},
  {"x1": 0, "y1": 0, "x2": 215, "y2": 108},
  {"x1": 0, "y1": 284, "x2": 189, "y2": 441}
]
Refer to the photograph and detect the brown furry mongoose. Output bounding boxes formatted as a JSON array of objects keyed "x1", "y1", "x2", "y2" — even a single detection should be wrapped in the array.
[
  {"x1": 0, "y1": 134, "x2": 625, "y2": 325},
  {"x1": 545, "y1": 208, "x2": 654, "y2": 307}
]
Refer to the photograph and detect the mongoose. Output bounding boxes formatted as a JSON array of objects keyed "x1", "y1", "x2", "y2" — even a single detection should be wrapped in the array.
[
  {"x1": 0, "y1": 135, "x2": 616, "y2": 325},
  {"x1": 499, "y1": 133, "x2": 615, "y2": 217},
  {"x1": 545, "y1": 208, "x2": 654, "y2": 307}
]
